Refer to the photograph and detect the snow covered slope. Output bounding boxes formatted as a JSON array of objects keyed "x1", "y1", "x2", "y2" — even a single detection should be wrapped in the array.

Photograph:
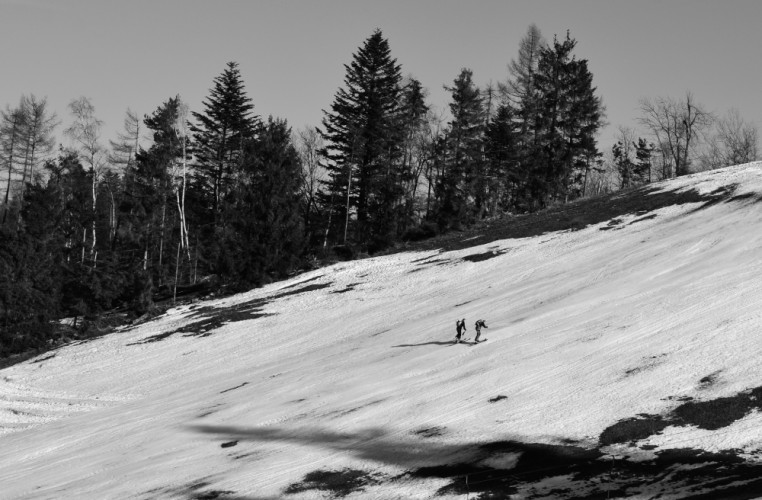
[{"x1": 2, "y1": 163, "x2": 762, "y2": 499}]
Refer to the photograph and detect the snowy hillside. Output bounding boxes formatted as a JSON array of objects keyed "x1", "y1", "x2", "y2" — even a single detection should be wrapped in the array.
[{"x1": 3, "y1": 163, "x2": 762, "y2": 499}]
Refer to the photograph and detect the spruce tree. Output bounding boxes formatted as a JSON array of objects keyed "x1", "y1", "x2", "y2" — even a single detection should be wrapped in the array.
[
  {"x1": 191, "y1": 62, "x2": 260, "y2": 224},
  {"x1": 436, "y1": 68, "x2": 485, "y2": 229},
  {"x1": 222, "y1": 117, "x2": 304, "y2": 287},
  {"x1": 319, "y1": 29, "x2": 402, "y2": 248},
  {"x1": 531, "y1": 32, "x2": 604, "y2": 206},
  {"x1": 613, "y1": 141, "x2": 635, "y2": 189},
  {"x1": 634, "y1": 138, "x2": 655, "y2": 184},
  {"x1": 484, "y1": 103, "x2": 520, "y2": 212}
]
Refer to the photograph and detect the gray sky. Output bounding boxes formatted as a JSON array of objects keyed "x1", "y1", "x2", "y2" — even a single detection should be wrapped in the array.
[{"x1": 2, "y1": 0, "x2": 761, "y2": 152}]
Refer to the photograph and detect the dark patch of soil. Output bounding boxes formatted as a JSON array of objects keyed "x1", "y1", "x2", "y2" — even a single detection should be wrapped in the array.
[
  {"x1": 462, "y1": 250, "x2": 507, "y2": 262},
  {"x1": 284, "y1": 468, "x2": 381, "y2": 498}
]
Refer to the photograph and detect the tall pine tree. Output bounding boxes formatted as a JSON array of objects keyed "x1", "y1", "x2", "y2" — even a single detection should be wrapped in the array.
[
  {"x1": 191, "y1": 62, "x2": 260, "y2": 226},
  {"x1": 319, "y1": 29, "x2": 403, "y2": 248},
  {"x1": 531, "y1": 32, "x2": 604, "y2": 206},
  {"x1": 436, "y1": 68, "x2": 485, "y2": 229}
]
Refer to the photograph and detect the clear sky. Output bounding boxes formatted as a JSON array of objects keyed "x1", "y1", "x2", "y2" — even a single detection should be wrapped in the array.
[{"x1": 1, "y1": 0, "x2": 761, "y2": 152}]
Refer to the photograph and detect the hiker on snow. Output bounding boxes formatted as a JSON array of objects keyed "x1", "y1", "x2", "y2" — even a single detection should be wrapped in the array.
[
  {"x1": 455, "y1": 318, "x2": 467, "y2": 343},
  {"x1": 474, "y1": 319, "x2": 488, "y2": 342}
]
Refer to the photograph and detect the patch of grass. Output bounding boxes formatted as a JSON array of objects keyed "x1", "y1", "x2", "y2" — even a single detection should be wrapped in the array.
[{"x1": 284, "y1": 468, "x2": 381, "y2": 498}]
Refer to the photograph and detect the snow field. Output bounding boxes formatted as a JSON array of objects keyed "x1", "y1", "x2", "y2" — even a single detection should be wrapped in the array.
[{"x1": 0, "y1": 162, "x2": 761, "y2": 498}]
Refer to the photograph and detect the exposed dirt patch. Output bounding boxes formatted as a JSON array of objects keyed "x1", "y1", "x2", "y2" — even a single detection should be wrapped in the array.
[{"x1": 284, "y1": 468, "x2": 382, "y2": 498}]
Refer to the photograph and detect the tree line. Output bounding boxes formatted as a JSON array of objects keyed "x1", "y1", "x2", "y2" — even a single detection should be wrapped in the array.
[{"x1": 0, "y1": 26, "x2": 757, "y2": 356}]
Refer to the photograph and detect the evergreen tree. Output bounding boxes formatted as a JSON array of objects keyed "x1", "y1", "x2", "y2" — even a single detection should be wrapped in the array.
[
  {"x1": 634, "y1": 138, "x2": 655, "y2": 184},
  {"x1": 484, "y1": 103, "x2": 520, "y2": 212},
  {"x1": 320, "y1": 29, "x2": 403, "y2": 247},
  {"x1": 0, "y1": 181, "x2": 62, "y2": 355},
  {"x1": 531, "y1": 32, "x2": 604, "y2": 206},
  {"x1": 436, "y1": 68, "x2": 485, "y2": 229},
  {"x1": 220, "y1": 117, "x2": 304, "y2": 287},
  {"x1": 191, "y1": 62, "x2": 260, "y2": 225},
  {"x1": 613, "y1": 141, "x2": 635, "y2": 189},
  {"x1": 128, "y1": 97, "x2": 184, "y2": 288}
]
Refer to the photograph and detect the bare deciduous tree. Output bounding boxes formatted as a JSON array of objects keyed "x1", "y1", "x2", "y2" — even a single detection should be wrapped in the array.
[
  {"x1": 638, "y1": 92, "x2": 713, "y2": 177},
  {"x1": 700, "y1": 108, "x2": 758, "y2": 170},
  {"x1": 1, "y1": 104, "x2": 26, "y2": 224},
  {"x1": 109, "y1": 108, "x2": 142, "y2": 169},
  {"x1": 500, "y1": 23, "x2": 545, "y2": 106},
  {"x1": 295, "y1": 126, "x2": 326, "y2": 229}
]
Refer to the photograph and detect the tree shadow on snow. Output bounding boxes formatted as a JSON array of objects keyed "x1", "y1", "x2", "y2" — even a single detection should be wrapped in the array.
[
  {"x1": 189, "y1": 424, "x2": 762, "y2": 499},
  {"x1": 393, "y1": 183, "x2": 751, "y2": 254}
]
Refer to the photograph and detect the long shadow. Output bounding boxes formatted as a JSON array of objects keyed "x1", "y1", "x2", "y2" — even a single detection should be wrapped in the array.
[
  {"x1": 392, "y1": 340, "x2": 456, "y2": 347},
  {"x1": 189, "y1": 424, "x2": 762, "y2": 499}
]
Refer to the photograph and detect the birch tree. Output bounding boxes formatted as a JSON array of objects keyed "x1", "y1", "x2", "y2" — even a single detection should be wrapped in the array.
[{"x1": 65, "y1": 96, "x2": 106, "y2": 265}]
